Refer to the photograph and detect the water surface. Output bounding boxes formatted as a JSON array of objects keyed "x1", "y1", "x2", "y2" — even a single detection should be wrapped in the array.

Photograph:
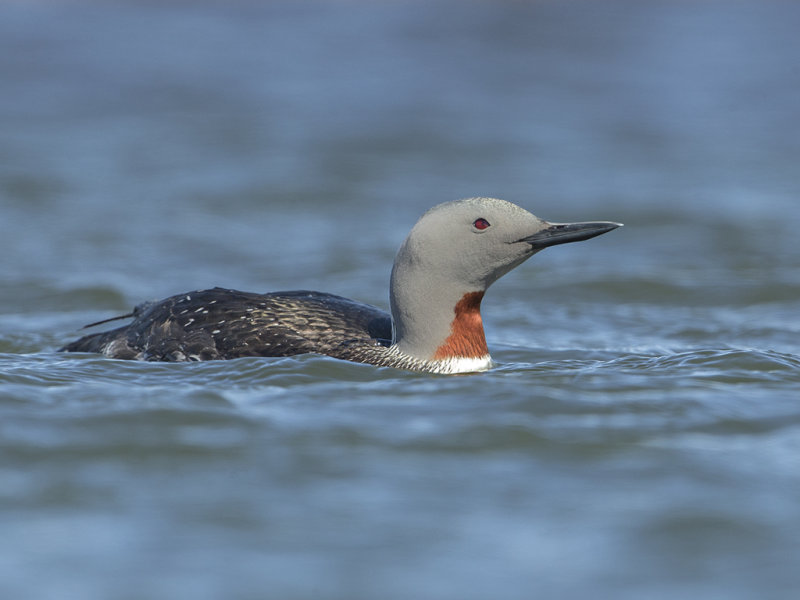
[{"x1": 2, "y1": 1, "x2": 800, "y2": 599}]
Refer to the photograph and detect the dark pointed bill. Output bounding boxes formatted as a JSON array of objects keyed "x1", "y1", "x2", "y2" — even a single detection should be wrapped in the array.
[{"x1": 521, "y1": 221, "x2": 622, "y2": 249}]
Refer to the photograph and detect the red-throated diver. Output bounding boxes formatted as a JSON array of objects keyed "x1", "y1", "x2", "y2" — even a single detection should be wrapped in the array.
[{"x1": 61, "y1": 197, "x2": 621, "y2": 374}]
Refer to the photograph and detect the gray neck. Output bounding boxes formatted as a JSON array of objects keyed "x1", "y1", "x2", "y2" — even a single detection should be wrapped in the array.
[{"x1": 389, "y1": 242, "x2": 478, "y2": 361}]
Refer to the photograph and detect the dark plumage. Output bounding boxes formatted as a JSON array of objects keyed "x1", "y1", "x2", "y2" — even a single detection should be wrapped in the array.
[{"x1": 61, "y1": 288, "x2": 393, "y2": 362}]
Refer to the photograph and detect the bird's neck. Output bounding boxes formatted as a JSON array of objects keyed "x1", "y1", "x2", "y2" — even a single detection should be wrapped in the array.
[
  {"x1": 430, "y1": 291, "x2": 488, "y2": 360},
  {"x1": 389, "y1": 265, "x2": 490, "y2": 368}
]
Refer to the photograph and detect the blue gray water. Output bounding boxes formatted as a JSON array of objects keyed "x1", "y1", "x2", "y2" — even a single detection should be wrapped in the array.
[{"x1": 2, "y1": 1, "x2": 800, "y2": 598}]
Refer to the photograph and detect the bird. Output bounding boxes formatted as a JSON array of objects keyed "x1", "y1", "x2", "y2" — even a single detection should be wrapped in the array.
[{"x1": 61, "y1": 197, "x2": 621, "y2": 374}]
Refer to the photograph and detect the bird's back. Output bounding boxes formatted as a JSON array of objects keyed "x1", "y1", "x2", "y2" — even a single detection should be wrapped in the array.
[{"x1": 61, "y1": 288, "x2": 393, "y2": 362}]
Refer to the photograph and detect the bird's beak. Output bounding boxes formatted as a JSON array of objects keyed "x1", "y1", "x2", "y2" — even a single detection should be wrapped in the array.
[{"x1": 521, "y1": 221, "x2": 622, "y2": 250}]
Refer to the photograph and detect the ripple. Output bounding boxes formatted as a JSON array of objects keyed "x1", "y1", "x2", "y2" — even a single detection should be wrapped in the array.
[
  {"x1": 1, "y1": 344, "x2": 799, "y2": 458},
  {"x1": 612, "y1": 348, "x2": 800, "y2": 383}
]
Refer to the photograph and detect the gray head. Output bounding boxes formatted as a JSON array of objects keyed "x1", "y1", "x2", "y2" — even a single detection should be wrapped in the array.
[{"x1": 389, "y1": 197, "x2": 621, "y2": 367}]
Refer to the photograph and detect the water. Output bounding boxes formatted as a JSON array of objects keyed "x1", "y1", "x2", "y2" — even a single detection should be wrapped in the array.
[{"x1": 2, "y1": 1, "x2": 800, "y2": 598}]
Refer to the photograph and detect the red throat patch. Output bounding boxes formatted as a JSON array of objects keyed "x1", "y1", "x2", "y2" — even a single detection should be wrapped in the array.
[{"x1": 432, "y1": 291, "x2": 488, "y2": 360}]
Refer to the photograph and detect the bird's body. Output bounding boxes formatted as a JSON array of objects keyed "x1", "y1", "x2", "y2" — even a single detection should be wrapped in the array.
[{"x1": 62, "y1": 198, "x2": 621, "y2": 374}]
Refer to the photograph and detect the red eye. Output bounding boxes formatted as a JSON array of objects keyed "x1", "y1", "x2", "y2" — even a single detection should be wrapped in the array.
[{"x1": 473, "y1": 218, "x2": 490, "y2": 230}]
